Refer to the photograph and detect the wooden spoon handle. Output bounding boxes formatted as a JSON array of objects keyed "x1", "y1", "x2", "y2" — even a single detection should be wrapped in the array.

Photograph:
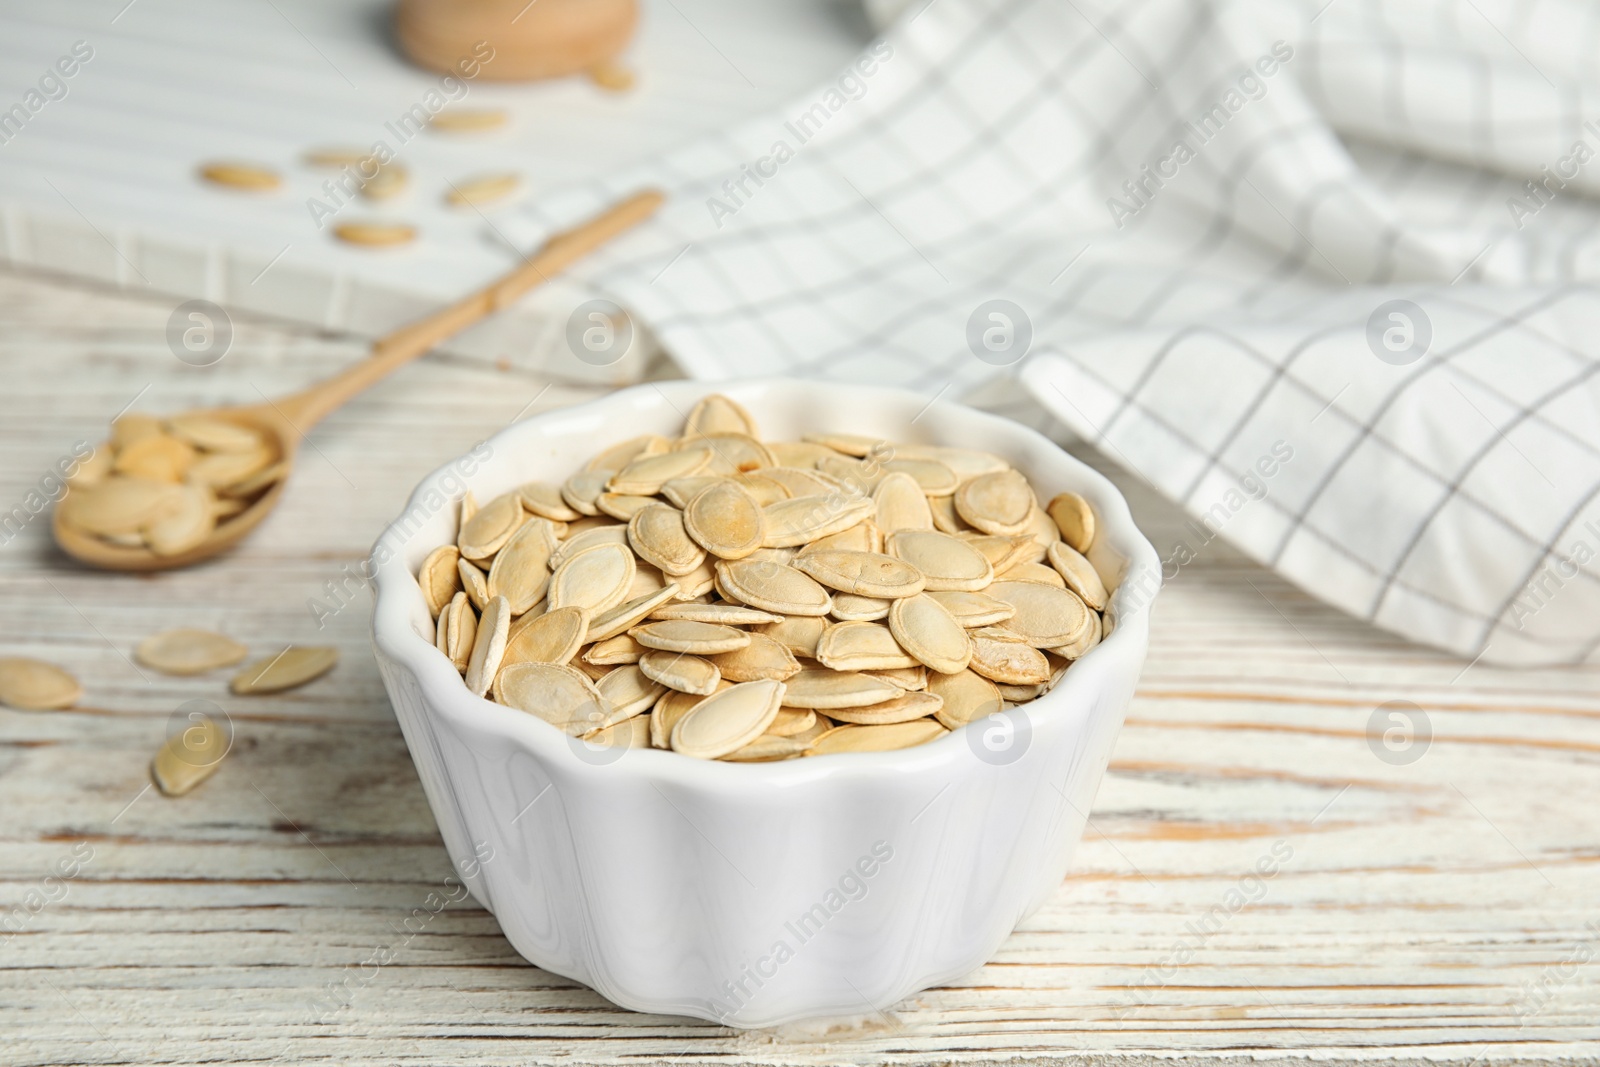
[{"x1": 275, "y1": 189, "x2": 663, "y2": 429}]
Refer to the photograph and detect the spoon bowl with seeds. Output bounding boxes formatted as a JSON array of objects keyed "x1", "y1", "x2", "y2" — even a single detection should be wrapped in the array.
[{"x1": 52, "y1": 189, "x2": 663, "y2": 572}]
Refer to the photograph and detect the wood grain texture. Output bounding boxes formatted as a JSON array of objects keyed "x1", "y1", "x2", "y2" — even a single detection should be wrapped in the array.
[{"x1": 1, "y1": 270, "x2": 1597, "y2": 1065}]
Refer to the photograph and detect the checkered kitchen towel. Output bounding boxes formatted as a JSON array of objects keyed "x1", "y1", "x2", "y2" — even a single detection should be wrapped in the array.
[{"x1": 504, "y1": 0, "x2": 1600, "y2": 666}]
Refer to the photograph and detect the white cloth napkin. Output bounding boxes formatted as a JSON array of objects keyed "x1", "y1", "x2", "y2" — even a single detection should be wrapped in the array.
[{"x1": 508, "y1": 0, "x2": 1600, "y2": 666}]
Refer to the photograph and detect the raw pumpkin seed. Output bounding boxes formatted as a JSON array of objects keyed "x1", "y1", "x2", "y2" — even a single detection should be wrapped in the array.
[
  {"x1": 486, "y1": 517, "x2": 557, "y2": 614},
  {"x1": 1046, "y1": 490, "x2": 1096, "y2": 553},
  {"x1": 584, "y1": 633, "x2": 645, "y2": 665},
  {"x1": 502, "y1": 606, "x2": 587, "y2": 667},
  {"x1": 872, "y1": 472, "x2": 933, "y2": 533},
  {"x1": 561, "y1": 469, "x2": 611, "y2": 515},
  {"x1": 231, "y1": 646, "x2": 338, "y2": 694},
  {"x1": 494, "y1": 663, "x2": 603, "y2": 735},
  {"x1": 651, "y1": 688, "x2": 704, "y2": 748},
  {"x1": 517, "y1": 481, "x2": 581, "y2": 522},
  {"x1": 1047, "y1": 541, "x2": 1109, "y2": 611},
  {"x1": 631, "y1": 620, "x2": 751, "y2": 655},
  {"x1": 333, "y1": 221, "x2": 417, "y2": 247},
  {"x1": 762, "y1": 494, "x2": 875, "y2": 547},
  {"x1": 549, "y1": 523, "x2": 629, "y2": 569},
  {"x1": 444, "y1": 593, "x2": 477, "y2": 671},
  {"x1": 715, "y1": 559, "x2": 833, "y2": 616},
  {"x1": 887, "y1": 594, "x2": 971, "y2": 675},
  {"x1": 628, "y1": 504, "x2": 706, "y2": 576},
  {"x1": 136, "y1": 629, "x2": 248, "y2": 676},
  {"x1": 61, "y1": 476, "x2": 184, "y2": 535},
  {"x1": 639, "y1": 650, "x2": 721, "y2": 695},
  {"x1": 806, "y1": 719, "x2": 948, "y2": 755},
  {"x1": 886, "y1": 530, "x2": 992, "y2": 591},
  {"x1": 162, "y1": 415, "x2": 256, "y2": 454},
  {"x1": 418, "y1": 545, "x2": 462, "y2": 618},
  {"x1": 988, "y1": 581, "x2": 1092, "y2": 648},
  {"x1": 199, "y1": 161, "x2": 280, "y2": 190},
  {"x1": 457, "y1": 557, "x2": 489, "y2": 611},
  {"x1": 926, "y1": 589, "x2": 1016, "y2": 628},
  {"x1": 800, "y1": 520, "x2": 882, "y2": 555},
  {"x1": 446, "y1": 172, "x2": 520, "y2": 207},
  {"x1": 780, "y1": 668, "x2": 903, "y2": 710},
  {"x1": 597, "y1": 493, "x2": 658, "y2": 521},
  {"x1": 611, "y1": 448, "x2": 712, "y2": 495},
  {"x1": 592, "y1": 665, "x2": 665, "y2": 729},
  {"x1": 767, "y1": 707, "x2": 818, "y2": 736},
  {"x1": 815, "y1": 622, "x2": 920, "y2": 672},
  {"x1": 827, "y1": 690, "x2": 943, "y2": 725},
  {"x1": 464, "y1": 596, "x2": 511, "y2": 697},
  {"x1": 150, "y1": 714, "x2": 229, "y2": 796},
  {"x1": 0, "y1": 657, "x2": 81, "y2": 710},
  {"x1": 967, "y1": 629, "x2": 1051, "y2": 685},
  {"x1": 709, "y1": 631, "x2": 801, "y2": 682},
  {"x1": 999, "y1": 561, "x2": 1067, "y2": 588},
  {"x1": 144, "y1": 483, "x2": 216, "y2": 556},
  {"x1": 670, "y1": 679, "x2": 785, "y2": 759},
  {"x1": 684, "y1": 480, "x2": 765, "y2": 559},
  {"x1": 864, "y1": 665, "x2": 927, "y2": 690},
  {"x1": 648, "y1": 602, "x2": 781, "y2": 626},
  {"x1": 684, "y1": 393, "x2": 758, "y2": 438},
  {"x1": 829, "y1": 593, "x2": 891, "y2": 621},
  {"x1": 954, "y1": 469, "x2": 1034, "y2": 535},
  {"x1": 586, "y1": 584, "x2": 682, "y2": 643},
  {"x1": 458, "y1": 491, "x2": 525, "y2": 560},
  {"x1": 929, "y1": 669, "x2": 1004, "y2": 730},
  {"x1": 584, "y1": 714, "x2": 651, "y2": 749},
  {"x1": 802, "y1": 432, "x2": 884, "y2": 457},
  {"x1": 791, "y1": 550, "x2": 924, "y2": 598},
  {"x1": 756, "y1": 615, "x2": 827, "y2": 658},
  {"x1": 113, "y1": 433, "x2": 194, "y2": 482},
  {"x1": 548, "y1": 543, "x2": 635, "y2": 616},
  {"x1": 429, "y1": 108, "x2": 508, "y2": 131}
]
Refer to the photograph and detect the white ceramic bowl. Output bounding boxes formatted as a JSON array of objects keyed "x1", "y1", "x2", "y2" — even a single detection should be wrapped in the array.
[{"x1": 369, "y1": 378, "x2": 1160, "y2": 1027}]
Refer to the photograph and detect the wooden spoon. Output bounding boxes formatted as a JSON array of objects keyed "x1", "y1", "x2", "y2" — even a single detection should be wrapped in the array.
[{"x1": 53, "y1": 189, "x2": 663, "y2": 572}]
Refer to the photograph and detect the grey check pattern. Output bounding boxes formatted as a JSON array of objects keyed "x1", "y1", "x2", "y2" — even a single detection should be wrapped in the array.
[{"x1": 503, "y1": 0, "x2": 1600, "y2": 664}]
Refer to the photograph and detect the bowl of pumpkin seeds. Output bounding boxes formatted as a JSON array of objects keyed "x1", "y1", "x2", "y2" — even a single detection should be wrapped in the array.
[{"x1": 369, "y1": 377, "x2": 1160, "y2": 1026}]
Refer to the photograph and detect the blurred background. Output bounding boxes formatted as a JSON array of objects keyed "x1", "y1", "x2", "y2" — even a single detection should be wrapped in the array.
[{"x1": 2, "y1": 1, "x2": 1598, "y2": 1062}]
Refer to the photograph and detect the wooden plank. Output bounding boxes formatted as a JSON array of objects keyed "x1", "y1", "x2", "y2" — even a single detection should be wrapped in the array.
[{"x1": 1, "y1": 271, "x2": 1597, "y2": 1064}]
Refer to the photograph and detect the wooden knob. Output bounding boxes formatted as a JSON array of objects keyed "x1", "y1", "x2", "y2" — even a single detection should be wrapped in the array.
[{"x1": 394, "y1": 0, "x2": 638, "y2": 82}]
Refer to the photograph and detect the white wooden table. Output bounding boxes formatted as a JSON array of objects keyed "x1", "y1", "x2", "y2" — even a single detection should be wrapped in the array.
[{"x1": 2, "y1": 270, "x2": 1597, "y2": 1065}]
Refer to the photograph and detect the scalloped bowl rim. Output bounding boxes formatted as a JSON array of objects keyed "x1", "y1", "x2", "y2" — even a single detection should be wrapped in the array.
[{"x1": 369, "y1": 377, "x2": 1160, "y2": 790}]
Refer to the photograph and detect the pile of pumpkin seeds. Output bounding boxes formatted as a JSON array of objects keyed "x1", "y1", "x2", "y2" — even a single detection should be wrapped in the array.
[
  {"x1": 56, "y1": 413, "x2": 284, "y2": 557},
  {"x1": 418, "y1": 393, "x2": 1114, "y2": 761}
]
